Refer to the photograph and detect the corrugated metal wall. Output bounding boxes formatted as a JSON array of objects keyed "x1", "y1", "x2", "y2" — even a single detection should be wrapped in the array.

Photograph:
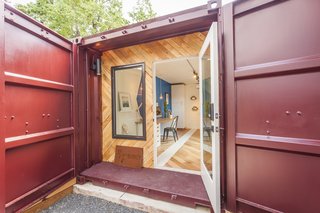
[
  {"x1": 0, "y1": 4, "x2": 75, "y2": 212},
  {"x1": 223, "y1": 0, "x2": 320, "y2": 212}
]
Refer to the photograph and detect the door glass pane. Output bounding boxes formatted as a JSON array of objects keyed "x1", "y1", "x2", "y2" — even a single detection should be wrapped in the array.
[{"x1": 202, "y1": 45, "x2": 213, "y2": 178}]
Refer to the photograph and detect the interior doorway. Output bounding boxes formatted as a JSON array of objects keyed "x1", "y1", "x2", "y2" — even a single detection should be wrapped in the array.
[
  {"x1": 153, "y1": 57, "x2": 201, "y2": 174},
  {"x1": 152, "y1": 23, "x2": 221, "y2": 213}
]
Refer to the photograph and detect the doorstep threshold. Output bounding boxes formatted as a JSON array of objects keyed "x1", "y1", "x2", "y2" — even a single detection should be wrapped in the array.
[{"x1": 74, "y1": 183, "x2": 210, "y2": 213}]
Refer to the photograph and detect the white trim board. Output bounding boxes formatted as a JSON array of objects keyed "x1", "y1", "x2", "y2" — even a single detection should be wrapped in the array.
[{"x1": 157, "y1": 129, "x2": 196, "y2": 167}]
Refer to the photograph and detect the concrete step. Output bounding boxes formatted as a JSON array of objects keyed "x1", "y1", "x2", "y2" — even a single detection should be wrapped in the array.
[{"x1": 74, "y1": 183, "x2": 211, "y2": 213}]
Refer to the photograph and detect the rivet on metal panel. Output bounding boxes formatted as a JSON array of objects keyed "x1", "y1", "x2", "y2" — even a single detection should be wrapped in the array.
[
  {"x1": 285, "y1": 111, "x2": 290, "y2": 115},
  {"x1": 57, "y1": 119, "x2": 60, "y2": 122},
  {"x1": 168, "y1": 17, "x2": 175, "y2": 23},
  {"x1": 266, "y1": 130, "x2": 271, "y2": 134},
  {"x1": 100, "y1": 35, "x2": 106, "y2": 39},
  {"x1": 10, "y1": 12, "x2": 14, "y2": 16},
  {"x1": 265, "y1": 120, "x2": 270, "y2": 124},
  {"x1": 25, "y1": 130, "x2": 29, "y2": 134},
  {"x1": 143, "y1": 188, "x2": 149, "y2": 193},
  {"x1": 25, "y1": 122, "x2": 29, "y2": 126},
  {"x1": 42, "y1": 114, "x2": 46, "y2": 117},
  {"x1": 171, "y1": 194, "x2": 177, "y2": 200},
  {"x1": 123, "y1": 185, "x2": 129, "y2": 190},
  {"x1": 141, "y1": 24, "x2": 147, "y2": 29},
  {"x1": 57, "y1": 125, "x2": 60, "y2": 128},
  {"x1": 11, "y1": 116, "x2": 15, "y2": 120},
  {"x1": 122, "y1": 29, "x2": 128, "y2": 34},
  {"x1": 47, "y1": 114, "x2": 51, "y2": 117},
  {"x1": 4, "y1": 116, "x2": 7, "y2": 119},
  {"x1": 297, "y1": 111, "x2": 302, "y2": 116}
]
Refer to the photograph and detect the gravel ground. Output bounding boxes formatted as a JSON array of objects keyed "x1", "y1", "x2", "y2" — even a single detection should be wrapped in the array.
[{"x1": 41, "y1": 193, "x2": 146, "y2": 213}]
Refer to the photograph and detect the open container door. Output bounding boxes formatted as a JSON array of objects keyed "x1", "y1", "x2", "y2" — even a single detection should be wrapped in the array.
[
  {"x1": 0, "y1": 3, "x2": 78, "y2": 212},
  {"x1": 199, "y1": 22, "x2": 221, "y2": 213}
]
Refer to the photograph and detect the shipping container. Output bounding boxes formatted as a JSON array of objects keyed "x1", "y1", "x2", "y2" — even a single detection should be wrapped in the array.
[{"x1": 0, "y1": 0, "x2": 319, "y2": 212}]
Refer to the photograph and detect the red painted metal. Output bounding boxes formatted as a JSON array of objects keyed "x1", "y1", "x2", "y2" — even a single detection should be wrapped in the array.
[
  {"x1": 1, "y1": 3, "x2": 76, "y2": 212},
  {"x1": 4, "y1": 85, "x2": 71, "y2": 138},
  {"x1": 80, "y1": 5, "x2": 217, "y2": 51},
  {"x1": 223, "y1": 0, "x2": 320, "y2": 212},
  {"x1": 0, "y1": 1, "x2": 6, "y2": 212},
  {"x1": 74, "y1": 47, "x2": 90, "y2": 174},
  {"x1": 5, "y1": 136, "x2": 72, "y2": 204},
  {"x1": 80, "y1": 162, "x2": 211, "y2": 208},
  {"x1": 1, "y1": 0, "x2": 319, "y2": 212}
]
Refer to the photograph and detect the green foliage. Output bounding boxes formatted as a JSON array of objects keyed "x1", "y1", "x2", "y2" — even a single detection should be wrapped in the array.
[
  {"x1": 16, "y1": 0, "x2": 156, "y2": 38},
  {"x1": 129, "y1": 0, "x2": 156, "y2": 23}
]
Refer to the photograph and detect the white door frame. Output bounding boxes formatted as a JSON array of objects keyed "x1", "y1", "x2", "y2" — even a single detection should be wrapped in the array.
[{"x1": 199, "y1": 22, "x2": 221, "y2": 213}]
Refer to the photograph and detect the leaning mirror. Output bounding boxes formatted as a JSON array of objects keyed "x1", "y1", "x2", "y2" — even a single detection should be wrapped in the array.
[{"x1": 112, "y1": 63, "x2": 146, "y2": 140}]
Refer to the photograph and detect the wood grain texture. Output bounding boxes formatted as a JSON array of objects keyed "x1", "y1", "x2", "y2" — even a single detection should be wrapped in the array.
[
  {"x1": 101, "y1": 32, "x2": 207, "y2": 167},
  {"x1": 165, "y1": 130, "x2": 201, "y2": 171},
  {"x1": 23, "y1": 178, "x2": 76, "y2": 213},
  {"x1": 157, "y1": 128, "x2": 190, "y2": 156}
]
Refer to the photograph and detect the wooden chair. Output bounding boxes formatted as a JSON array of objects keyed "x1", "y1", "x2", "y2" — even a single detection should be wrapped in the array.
[{"x1": 163, "y1": 116, "x2": 179, "y2": 142}]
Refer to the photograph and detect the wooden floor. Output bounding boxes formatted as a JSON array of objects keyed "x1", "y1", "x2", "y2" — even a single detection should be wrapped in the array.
[
  {"x1": 157, "y1": 129, "x2": 190, "y2": 156},
  {"x1": 157, "y1": 129, "x2": 201, "y2": 171}
]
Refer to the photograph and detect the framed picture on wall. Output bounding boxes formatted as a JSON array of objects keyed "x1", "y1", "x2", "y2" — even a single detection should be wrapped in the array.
[{"x1": 119, "y1": 92, "x2": 132, "y2": 112}]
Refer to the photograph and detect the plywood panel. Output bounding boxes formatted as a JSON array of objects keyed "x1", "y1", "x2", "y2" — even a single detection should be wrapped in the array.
[{"x1": 101, "y1": 32, "x2": 207, "y2": 167}]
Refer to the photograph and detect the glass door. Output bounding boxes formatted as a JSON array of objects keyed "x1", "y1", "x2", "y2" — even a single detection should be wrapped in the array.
[{"x1": 199, "y1": 22, "x2": 220, "y2": 213}]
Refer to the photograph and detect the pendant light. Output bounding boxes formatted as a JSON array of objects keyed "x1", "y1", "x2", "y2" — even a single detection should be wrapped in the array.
[{"x1": 159, "y1": 79, "x2": 163, "y2": 99}]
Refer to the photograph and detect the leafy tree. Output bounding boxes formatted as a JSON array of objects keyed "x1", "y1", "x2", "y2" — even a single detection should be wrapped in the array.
[
  {"x1": 16, "y1": 0, "x2": 156, "y2": 38},
  {"x1": 129, "y1": 0, "x2": 156, "y2": 23}
]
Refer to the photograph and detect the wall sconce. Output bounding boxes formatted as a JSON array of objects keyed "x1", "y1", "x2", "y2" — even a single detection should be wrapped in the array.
[{"x1": 91, "y1": 56, "x2": 101, "y2": 76}]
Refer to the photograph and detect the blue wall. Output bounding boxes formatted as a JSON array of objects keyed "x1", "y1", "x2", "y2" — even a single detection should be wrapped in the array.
[{"x1": 156, "y1": 77, "x2": 171, "y2": 117}]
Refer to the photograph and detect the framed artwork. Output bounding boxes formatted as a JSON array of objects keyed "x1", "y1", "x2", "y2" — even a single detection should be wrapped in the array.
[{"x1": 119, "y1": 92, "x2": 132, "y2": 112}]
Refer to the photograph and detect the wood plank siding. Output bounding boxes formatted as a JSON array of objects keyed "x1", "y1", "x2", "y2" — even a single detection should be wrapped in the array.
[{"x1": 101, "y1": 31, "x2": 207, "y2": 167}]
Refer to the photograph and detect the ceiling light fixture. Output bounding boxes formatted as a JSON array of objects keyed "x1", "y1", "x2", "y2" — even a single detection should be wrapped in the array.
[
  {"x1": 159, "y1": 79, "x2": 163, "y2": 100},
  {"x1": 187, "y1": 59, "x2": 199, "y2": 84}
]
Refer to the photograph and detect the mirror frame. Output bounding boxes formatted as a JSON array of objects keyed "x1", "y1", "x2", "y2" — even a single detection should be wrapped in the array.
[{"x1": 111, "y1": 62, "x2": 146, "y2": 140}]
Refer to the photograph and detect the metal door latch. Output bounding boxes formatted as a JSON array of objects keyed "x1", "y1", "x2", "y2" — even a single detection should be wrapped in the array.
[{"x1": 211, "y1": 126, "x2": 220, "y2": 133}]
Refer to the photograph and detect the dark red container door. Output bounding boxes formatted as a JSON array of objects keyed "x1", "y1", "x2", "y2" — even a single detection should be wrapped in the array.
[
  {"x1": 0, "y1": 4, "x2": 75, "y2": 212},
  {"x1": 223, "y1": 0, "x2": 320, "y2": 212}
]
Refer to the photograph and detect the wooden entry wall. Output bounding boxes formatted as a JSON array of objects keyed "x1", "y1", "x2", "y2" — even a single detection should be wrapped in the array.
[{"x1": 101, "y1": 31, "x2": 207, "y2": 167}]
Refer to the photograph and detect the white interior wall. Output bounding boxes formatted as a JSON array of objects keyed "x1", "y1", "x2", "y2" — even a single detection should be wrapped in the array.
[
  {"x1": 185, "y1": 84, "x2": 200, "y2": 129},
  {"x1": 171, "y1": 84, "x2": 185, "y2": 129}
]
